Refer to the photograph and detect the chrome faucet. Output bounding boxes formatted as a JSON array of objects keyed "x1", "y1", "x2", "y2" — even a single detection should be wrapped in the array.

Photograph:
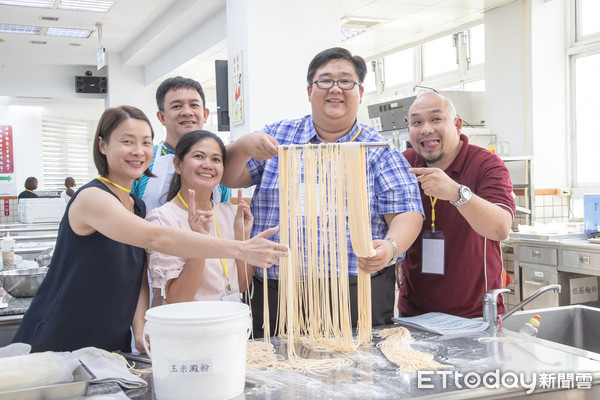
[{"x1": 482, "y1": 284, "x2": 561, "y2": 330}]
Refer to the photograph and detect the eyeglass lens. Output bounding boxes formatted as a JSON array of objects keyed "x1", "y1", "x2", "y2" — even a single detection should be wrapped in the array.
[{"x1": 314, "y1": 79, "x2": 358, "y2": 90}]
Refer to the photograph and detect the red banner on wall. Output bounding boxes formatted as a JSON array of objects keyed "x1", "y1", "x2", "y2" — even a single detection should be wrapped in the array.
[
  {"x1": 0, "y1": 126, "x2": 14, "y2": 174},
  {"x1": 4, "y1": 199, "x2": 9, "y2": 216}
]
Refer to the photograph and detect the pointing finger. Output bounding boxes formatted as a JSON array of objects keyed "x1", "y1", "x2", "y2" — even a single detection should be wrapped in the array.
[{"x1": 409, "y1": 167, "x2": 433, "y2": 176}]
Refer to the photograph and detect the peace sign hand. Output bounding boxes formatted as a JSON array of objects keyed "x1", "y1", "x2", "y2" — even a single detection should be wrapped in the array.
[{"x1": 187, "y1": 189, "x2": 212, "y2": 235}]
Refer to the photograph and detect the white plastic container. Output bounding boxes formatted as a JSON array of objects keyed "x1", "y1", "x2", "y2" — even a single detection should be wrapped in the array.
[
  {"x1": 1, "y1": 234, "x2": 15, "y2": 269},
  {"x1": 18, "y1": 198, "x2": 66, "y2": 223},
  {"x1": 144, "y1": 301, "x2": 251, "y2": 400}
]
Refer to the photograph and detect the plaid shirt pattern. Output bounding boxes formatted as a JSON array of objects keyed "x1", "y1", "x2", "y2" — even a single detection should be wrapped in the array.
[{"x1": 249, "y1": 115, "x2": 424, "y2": 279}]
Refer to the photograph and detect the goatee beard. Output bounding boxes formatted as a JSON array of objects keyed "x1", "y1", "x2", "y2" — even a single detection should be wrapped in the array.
[{"x1": 418, "y1": 150, "x2": 444, "y2": 165}]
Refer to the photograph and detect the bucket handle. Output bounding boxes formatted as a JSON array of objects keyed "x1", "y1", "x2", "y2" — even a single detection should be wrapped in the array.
[{"x1": 143, "y1": 325, "x2": 152, "y2": 359}]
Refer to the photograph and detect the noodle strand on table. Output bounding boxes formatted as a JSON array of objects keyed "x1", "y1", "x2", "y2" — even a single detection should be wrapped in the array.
[{"x1": 376, "y1": 327, "x2": 453, "y2": 373}]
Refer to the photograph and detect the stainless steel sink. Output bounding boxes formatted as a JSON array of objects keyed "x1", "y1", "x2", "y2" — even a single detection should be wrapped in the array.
[{"x1": 501, "y1": 305, "x2": 600, "y2": 355}]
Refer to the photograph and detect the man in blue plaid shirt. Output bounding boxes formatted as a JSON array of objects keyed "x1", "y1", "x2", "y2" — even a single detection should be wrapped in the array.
[{"x1": 223, "y1": 47, "x2": 424, "y2": 337}]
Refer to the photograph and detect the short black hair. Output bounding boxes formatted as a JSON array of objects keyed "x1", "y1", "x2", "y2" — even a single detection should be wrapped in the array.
[
  {"x1": 24, "y1": 177, "x2": 38, "y2": 191},
  {"x1": 306, "y1": 47, "x2": 367, "y2": 85},
  {"x1": 156, "y1": 76, "x2": 206, "y2": 112},
  {"x1": 64, "y1": 177, "x2": 75, "y2": 188}
]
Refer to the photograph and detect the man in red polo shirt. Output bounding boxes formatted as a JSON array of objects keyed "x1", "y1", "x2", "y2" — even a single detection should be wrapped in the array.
[{"x1": 399, "y1": 92, "x2": 516, "y2": 318}]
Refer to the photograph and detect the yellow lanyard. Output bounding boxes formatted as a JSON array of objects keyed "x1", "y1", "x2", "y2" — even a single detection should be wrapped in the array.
[
  {"x1": 430, "y1": 196, "x2": 438, "y2": 232},
  {"x1": 308, "y1": 125, "x2": 362, "y2": 144},
  {"x1": 349, "y1": 126, "x2": 362, "y2": 142},
  {"x1": 25, "y1": 189, "x2": 34, "y2": 193},
  {"x1": 177, "y1": 192, "x2": 231, "y2": 291},
  {"x1": 160, "y1": 141, "x2": 173, "y2": 156},
  {"x1": 96, "y1": 176, "x2": 131, "y2": 193}
]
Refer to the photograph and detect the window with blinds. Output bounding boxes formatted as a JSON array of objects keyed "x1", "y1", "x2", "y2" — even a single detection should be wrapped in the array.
[{"x1": 42, "y1": 117, "x2": 96, "y2": 190}]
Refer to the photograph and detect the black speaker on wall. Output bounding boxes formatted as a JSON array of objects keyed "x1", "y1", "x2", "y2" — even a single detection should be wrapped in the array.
[
  {"x1": 215, "y1": 60, "x2": 230, "y2": 131},
  {"x1": 75, "y1": 76, "x2": 107, "y2": 93}
]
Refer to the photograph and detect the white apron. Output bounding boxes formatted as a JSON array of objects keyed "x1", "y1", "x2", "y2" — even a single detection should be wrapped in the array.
[{"x1": 142, "y1": 142, "x2": 174, "y2": 212}]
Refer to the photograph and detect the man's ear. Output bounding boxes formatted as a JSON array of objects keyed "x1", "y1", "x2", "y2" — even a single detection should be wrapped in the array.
[
  {"x1": 157, "y1": 110, "x2": 166, "y2": 126},
  {"x1": 455, "y1": 116, "x2": 464, "y2": 133}
]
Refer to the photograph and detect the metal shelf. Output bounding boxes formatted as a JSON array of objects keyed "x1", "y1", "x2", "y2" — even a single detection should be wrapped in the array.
[{"x1": 502, "y1": 156, "x2": 534, "y2": 225}]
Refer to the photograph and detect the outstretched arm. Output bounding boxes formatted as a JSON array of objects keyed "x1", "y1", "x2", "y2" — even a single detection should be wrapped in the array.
[{"x1": 69, "y1": 187, "x2": 287, "y2": 268}]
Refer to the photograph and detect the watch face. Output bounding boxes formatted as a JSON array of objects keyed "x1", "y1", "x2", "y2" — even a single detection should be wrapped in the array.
[
  {"x1": 451, "y1": 185, "x2": 472, "y2": 206},
  {"x1": 461, "y1": 186, "x2": 472, "y2": 198}
]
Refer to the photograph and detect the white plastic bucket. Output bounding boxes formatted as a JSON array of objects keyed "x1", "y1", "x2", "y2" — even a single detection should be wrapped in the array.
[{"x1": 144, "y1": 301, "x2": 251, "y2": 400}]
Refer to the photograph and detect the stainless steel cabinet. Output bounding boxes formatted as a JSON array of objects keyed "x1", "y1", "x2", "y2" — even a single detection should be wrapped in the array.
[
  {"x1": 561, "y1": 248, "x2": 600, "y2": 275},
  {"x1": 513, "y1": 238, "x2": 600, "y2": 310},
  {"x1": 519, "y1": 245, "x2": 557, "y2": 265},
  {"x1": 516, "y1": 243, "x2": 561, "y2": 310},
  {"x1": 0, "y1": 314, "x2": 22, "y2": 347}
]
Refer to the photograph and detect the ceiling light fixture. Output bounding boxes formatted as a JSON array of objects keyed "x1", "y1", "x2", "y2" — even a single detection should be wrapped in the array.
[
  {"x1": 0, "y1": 24, "x2": 41, "y2": 35},
  {"x1": 46, "y1": 26, "x2": 92, "y2": 37},
  {"x1": 341, "y1": 28, "x2": 366, "y2": 42},
  {"x1": 340, "y1": 16, "x2": 383, "y2": 42},
  {"x1": 58, "y1": 0, "x2": 114, "y2": 13},
  {"x1": 0, "y1": 0, "x2": 53, "y2": 8}
]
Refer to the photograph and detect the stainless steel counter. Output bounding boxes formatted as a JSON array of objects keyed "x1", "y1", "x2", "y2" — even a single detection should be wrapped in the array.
[{"x1": 91, "y1": 327, "x2": 600, "y2": 400}]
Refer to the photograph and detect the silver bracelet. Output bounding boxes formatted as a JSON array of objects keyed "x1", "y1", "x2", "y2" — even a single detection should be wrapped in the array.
[{"x1": 386, "y1": 237, "x2": 398, "y2": 266}]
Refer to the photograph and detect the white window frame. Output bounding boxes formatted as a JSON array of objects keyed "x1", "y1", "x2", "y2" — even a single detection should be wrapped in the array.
[
  {"x1": 363, "y1": 23, "x2": 485, "y2": 101},
  {"x1": 42, "y1": 117, "x2": 96, "y2": 191},
  {"x1": 567, "y1": 0, "x2": 600, "y2": 188}
]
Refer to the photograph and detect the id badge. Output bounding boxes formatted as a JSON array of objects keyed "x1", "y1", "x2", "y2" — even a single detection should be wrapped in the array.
[
  {"x1": 222, "y1": 291, "x2": 241, "y2": 303},
  {"x1": 422, "y1": 230, "x2": 445, "y2": 275}
]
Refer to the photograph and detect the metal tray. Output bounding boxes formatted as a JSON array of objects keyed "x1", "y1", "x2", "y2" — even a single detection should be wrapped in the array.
[
  {"x1": 510, "y1": 232, "x2": 587, "y2": 241},
  {"x1": 0, "y1": 362, "x2": 94, "y2": 400}
]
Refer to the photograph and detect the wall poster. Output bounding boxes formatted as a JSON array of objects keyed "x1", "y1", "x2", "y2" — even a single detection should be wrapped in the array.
[
  {"x1": 0, "y1": 126, "x2": 15, "y2": 196},
  {"x1": 231, "y1": 51, "x2": 244, "y2": 125}
]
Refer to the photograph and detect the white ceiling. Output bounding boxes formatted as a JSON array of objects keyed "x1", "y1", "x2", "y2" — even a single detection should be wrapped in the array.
[{"x1": 0, "y1": 0, "x2": 514, "y2": 96}]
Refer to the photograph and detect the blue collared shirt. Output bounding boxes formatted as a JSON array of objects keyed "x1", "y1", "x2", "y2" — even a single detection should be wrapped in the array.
[{"x1": 249, "y1": 115, "x2": 424, "y2": 279}]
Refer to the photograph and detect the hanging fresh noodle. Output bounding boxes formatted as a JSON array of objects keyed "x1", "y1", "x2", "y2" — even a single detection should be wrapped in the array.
[
  {"x1": 345, "y1": 143, "x2": 375, "y2": 346},
  {"x1": 247, "y1": 142, "x2": 378, "y2": 372},
  {"x1": 376, "y1": 327, "x2": 453, "y2": 373}
]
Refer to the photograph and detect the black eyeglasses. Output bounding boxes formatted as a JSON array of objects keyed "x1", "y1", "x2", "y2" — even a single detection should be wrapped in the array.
[{"x1": 311, "y1": 79, "x2": 361, "y2": 90}]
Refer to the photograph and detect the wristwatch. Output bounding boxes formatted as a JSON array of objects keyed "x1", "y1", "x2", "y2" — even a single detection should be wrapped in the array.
[
  {"x1": 450, "y1": 185, "x2": 472, "y2": 207},
  {"x1": 386, "y1": 237, "x2": 398, "y2": 266}
]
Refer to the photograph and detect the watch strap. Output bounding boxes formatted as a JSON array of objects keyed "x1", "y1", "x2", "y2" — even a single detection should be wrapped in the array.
[
  {"x1": 450, "y1": 185, "x2": 471, "y2": 207},
  {"x1": 386, "y1": 237, "x2": 398, "y2": 266}
]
